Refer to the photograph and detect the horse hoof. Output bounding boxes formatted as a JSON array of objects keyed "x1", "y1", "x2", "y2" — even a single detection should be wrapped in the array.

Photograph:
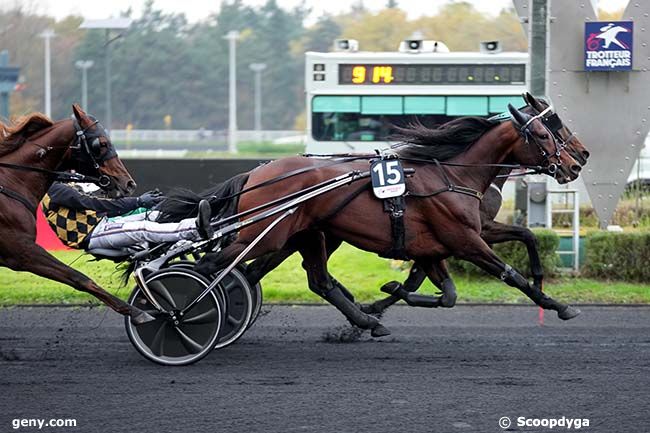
[
  {"x1": 380, "y1": 281, "x2": 401, "y2": 296},
  {"x1": 371, "y1": 324, "x2": 391, "y2": 338},
  {"x1": 131, "y1": 310, "x2": 156, "y2": 326},
  {"x1": 440, "y1": 293, "x2": 457, "y2": 308},
  {"x1": 558, "y1": 305, "x2": 581, "y2": 321}
]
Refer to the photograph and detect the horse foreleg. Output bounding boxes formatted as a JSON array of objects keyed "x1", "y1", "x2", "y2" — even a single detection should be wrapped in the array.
[
  {"x1": 481, "y1": 220, "x2": 544, "y2": 290},
  {"x1": 457, "y1": 234, "x2": 580, "y2": 320},
  {"x1": 3, "y1": 240, "x2": 154, "y2": 324},
  {"x1": 297, "y1": 231, "x2": 390, "y2": 337}
]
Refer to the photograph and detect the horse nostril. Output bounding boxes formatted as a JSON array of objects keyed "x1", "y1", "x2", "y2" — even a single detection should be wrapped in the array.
[
  {"x1": 571, "y1": 164, "x2": 581, "y2": 174},
  {"x1": 126, "y1": 180, "x2": 137, "y2": 193},
  {"x1": 582, "y1": 151, "x2": 590, "y2": 160}
]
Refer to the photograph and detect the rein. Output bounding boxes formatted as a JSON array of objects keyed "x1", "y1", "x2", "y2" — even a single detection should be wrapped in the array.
[{"x1": 0, "y1": 161, "x2": 107, "y2": 184}]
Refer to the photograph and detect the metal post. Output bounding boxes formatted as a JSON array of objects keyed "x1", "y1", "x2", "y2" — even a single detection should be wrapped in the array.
[
  {"x1": 40, "y1": 29, "x2": 55, "y2": 117},
  {"x1": 249, "y1": 63, "x2": 267, "y2": 142},
  {"x1": 224, "y1": 31, "x2": 240, "y2": 153},
  {"x1": 105, "y1": 29, "x2": 112, "y2": 132},
  {"x1": 75, "y1": 60, "x2": 94, "y2": 110},
  {"x1": 573, "y1": 190, "x2": 580, "y2": 272},
  {"x1": 528, "y1": 0, "x2": 548, "y2": 97}
]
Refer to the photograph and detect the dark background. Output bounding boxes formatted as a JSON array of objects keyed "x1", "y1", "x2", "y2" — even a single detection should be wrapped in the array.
[{"x1": 124, "y1": 158, "x2": 270, "y2": 193}]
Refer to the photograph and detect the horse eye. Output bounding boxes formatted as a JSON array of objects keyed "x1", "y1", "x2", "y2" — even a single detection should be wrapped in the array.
[{"x1": 541, "y1": 133, "x2": 549, "y2": 139}]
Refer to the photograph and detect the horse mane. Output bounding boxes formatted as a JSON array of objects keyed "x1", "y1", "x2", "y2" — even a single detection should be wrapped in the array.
[
  {"x1": 394, "y1": 116, "x2": 499, "y2": 161},
  {"x1": 0, "y1": 113, "x2": 54, "y2": 157}
]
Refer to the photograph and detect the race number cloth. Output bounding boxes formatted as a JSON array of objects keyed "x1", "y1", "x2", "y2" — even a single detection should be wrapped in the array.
[{"x1": 370, "y1": 159, "x2": 406, "y2": 199}]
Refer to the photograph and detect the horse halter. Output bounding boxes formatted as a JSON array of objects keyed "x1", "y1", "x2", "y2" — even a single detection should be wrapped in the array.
[
  {"x1": 518, "y1": 106, "x2": 565, "y2": 176},
  {"x1": 70, "y1": 116, "x2": 116, "y2": 187}
]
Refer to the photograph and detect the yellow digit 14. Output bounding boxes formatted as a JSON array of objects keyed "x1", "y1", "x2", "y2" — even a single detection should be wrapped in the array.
[
  {"x1": 352, "y1": 66, "x2": 366, "y2": 84},
  {"x1": 372, "y1": 66, "x2": 394, "y2": 83}
]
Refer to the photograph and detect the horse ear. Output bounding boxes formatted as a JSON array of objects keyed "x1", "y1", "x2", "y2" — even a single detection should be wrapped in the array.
[
  {"x1": 508, "y1": 103, "x2": 531, "y2": 128},
  {"x1": 523, "y1": 92, "x2": 547, "y2": 111},
  {"x1": 72, "y1": 104, "x2": 86, "y2": 124},
  {"x1": 523, "y1": 92, "x2": 535, "y2": 105}
]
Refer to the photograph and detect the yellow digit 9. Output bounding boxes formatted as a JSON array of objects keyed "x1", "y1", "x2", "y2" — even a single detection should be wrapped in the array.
[
  {"x1": 352, "y1": 66, "x2": 366, "y2": 84},
  {"x1": 372, "y1": 66, "x2": 394, "y2": 84}
]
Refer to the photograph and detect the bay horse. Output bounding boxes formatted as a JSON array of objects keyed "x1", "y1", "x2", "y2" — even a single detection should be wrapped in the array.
[
  {"x1": 244, "y1": 93, "x2": 590, "y2": 314},
  {"x1": 354, "y1": 93, "x2": 592, "y2": 316},
  {"x1": 161, "y1": 104, "x2": 583, "y2": 336},
  {"x1": 0, "y1": 105, "x2": 154, "y2": 325}
]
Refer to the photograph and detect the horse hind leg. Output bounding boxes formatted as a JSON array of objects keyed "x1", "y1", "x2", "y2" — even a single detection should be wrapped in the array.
[{"x1": 297, "y1": 231, "x2": 390, "y2": 337}]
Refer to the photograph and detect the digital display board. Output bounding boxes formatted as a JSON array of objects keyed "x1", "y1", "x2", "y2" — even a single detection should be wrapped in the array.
[{"x1": 339, "y1": 64, "x2": 525, "y2": 85}]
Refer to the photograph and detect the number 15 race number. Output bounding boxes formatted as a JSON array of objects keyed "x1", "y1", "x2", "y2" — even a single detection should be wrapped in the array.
[{"x1": 370, "y1": 159, "x2": 406, "y2": 199}]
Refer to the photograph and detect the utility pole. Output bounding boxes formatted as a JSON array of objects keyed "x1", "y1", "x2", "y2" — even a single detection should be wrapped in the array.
[
  {"x1": 75, "y1": 60, "x2": 94, "y2": 110},
  {"x1": 249, "y1": 63, "x2": 267, "y2": 141},
  {"x1": 224, "y1": 30, "x2": 240, "y2": 153},
  {"x1": 528, "y1": 0, "x2": 548, "y2": 97},
  {"x1": 40, "y1": 29, "x2": 55, "y2": 118}
]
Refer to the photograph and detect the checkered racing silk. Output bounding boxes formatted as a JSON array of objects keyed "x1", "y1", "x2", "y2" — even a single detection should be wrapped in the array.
[{"x1": 41, "y1": 194, "x2": 100, "y2": 248}]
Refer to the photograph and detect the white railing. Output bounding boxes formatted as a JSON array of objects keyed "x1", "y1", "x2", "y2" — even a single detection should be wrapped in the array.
[{"x1": 110, "y1": 129, "x2": 305, "y2": 144}]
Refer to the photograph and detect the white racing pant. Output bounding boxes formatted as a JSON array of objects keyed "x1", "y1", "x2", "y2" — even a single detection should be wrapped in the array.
[{"x1": 87, "y1": 210, "x2": 200, "y2": 250}]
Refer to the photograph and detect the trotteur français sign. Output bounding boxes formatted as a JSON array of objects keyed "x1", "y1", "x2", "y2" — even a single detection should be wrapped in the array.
[{"x1": 584, "y1": 21, "x2": 633, "y2": 71}]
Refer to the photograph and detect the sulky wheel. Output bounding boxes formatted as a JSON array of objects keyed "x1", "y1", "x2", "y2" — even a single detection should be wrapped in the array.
[
  {"x1": 163, "y1": 261, "x2": 255, "y2": 349},
  {"x1": 248, "y1": 279, "x2": 263, "y2": 329},
  {"x1": 125, "y1": 268, "x2": 223, "y2": 366},
  {"x1": 214, "y1": 267, "x2": 254, "y2": 349},
  {"x1": 231, "y1": 262, "x2": 263, "y2": 329}
]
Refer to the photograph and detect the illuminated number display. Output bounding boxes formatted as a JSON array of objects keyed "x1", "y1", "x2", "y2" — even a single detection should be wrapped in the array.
[{"x1": 339, "y1": 64, "x2": 526, "y2": 85}]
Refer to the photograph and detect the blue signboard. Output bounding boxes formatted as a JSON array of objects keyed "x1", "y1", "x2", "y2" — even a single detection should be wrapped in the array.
[{"x1": 585, "y1": 21, "x2": 633, "y2": 71}]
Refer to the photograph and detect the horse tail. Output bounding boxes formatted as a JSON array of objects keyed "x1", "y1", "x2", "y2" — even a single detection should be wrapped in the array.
[{"x1": 156, "y1": 172, "x2": 249, "y2": 223}]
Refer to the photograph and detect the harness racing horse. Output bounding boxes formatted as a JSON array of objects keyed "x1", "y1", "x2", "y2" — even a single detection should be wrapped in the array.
[
  {"x1": 0, "y1": 105, "x2": 154, "y2": 325},
  {"x1": 161, "y1": 104, "x2": 582, "y2": 337},
  {"x1": 356, "y1": 93, "x2": 591, "y2": 316},
  {"x1": 244, "y1": 93, "x2": 589, "y2": 319}
]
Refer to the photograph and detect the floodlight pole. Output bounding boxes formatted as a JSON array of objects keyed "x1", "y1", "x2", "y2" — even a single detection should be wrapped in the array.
[
  {"x1": 40, "y1": 29, "x2": 55, "y2": 118},
  {"x1": 75, "y1": 60, "x2": 93, "y2": 110},
  {"x1": 249, "y1": 63, "x2": 267, "y2": 141},
  {"x1": 225, "y1": 30, "x2": 240, "y2": 153},
  {"x1": 105, "y1": 30, "x2": 112, "y2": 131},
  {"x1": 79, "y1": 19, "x2": 131, "y2": 132}
]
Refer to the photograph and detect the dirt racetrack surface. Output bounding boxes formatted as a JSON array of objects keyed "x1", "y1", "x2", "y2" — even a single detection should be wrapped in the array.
[{"x1": 0, "y1": 305, "x2": 649, "y2": 432}]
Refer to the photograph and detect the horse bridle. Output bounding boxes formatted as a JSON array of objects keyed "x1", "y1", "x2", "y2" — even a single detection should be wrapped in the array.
[
  {"x1": 518, "y1": 106, "x2": 566, "y2": 176},
  {"x1": 70, "y1": 116, "x2": 115, "y2": 187},
  {"x1": 0, "y1": 117, "x2": 114, "y2": 187}
]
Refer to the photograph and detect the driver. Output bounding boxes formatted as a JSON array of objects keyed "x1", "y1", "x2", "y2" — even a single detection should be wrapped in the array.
[{"x1": 41, "y1": 182, "x2": 214, "y2": 251}]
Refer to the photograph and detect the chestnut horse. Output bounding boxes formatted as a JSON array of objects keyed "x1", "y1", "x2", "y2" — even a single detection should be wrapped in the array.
[
  {"x1": 0, "y1": 105, "x2": 153, "y2": 325},
  {"x1": 161, "y1": 104, "x2": 583, "y2": 336}
]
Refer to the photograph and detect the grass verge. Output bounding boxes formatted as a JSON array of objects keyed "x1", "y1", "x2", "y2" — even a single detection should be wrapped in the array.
[{"x1": 0, "y1": 244, "x2": 648, "y2": 305}]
